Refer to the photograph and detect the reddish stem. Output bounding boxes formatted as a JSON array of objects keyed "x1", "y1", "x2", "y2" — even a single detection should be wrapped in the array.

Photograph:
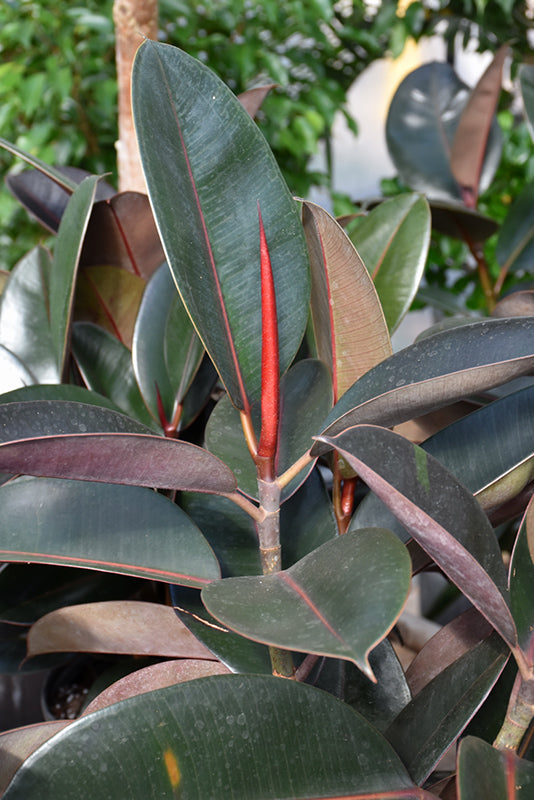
[
  {"x1": 155, "y1": 382, "x2": 179, "y2": 438},
  {"x1": 256, "y1": 205, "x2": 280, "y2": 481}
]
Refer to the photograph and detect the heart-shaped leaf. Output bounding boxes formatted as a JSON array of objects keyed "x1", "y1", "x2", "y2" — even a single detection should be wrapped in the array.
[
  {"x1": 0, "y1": 478, "x2": 220, "y2": 586},
  {"x1": 132, "y1": 41, "x2": 310, "y2": 411},
  {"x1": 202, "y1": 528, "x2": 411, "y2": 679},
  {"x1": 2, "y1": 675, "x2": 417, "y2": 799},
  {"x1": 348, "y1": 194, "x2": 431, "y2": 333},
  {"x1": 27, "y1": 601, "x2": 215, "y2": 660},
  {"x1": 302, "y1": 201, "x2": 391, "y2": 401},
  {"x1": 313, "y1": 317, "x2": 534, "y2": 454},
  {"x1": 317, "y1": 425, "x2": 517, "y2": 650}
]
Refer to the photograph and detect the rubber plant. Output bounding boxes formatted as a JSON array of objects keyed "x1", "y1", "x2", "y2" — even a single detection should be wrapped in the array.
[{"x1": 0, "y1": 41, "x2": 532, "y2": 799}]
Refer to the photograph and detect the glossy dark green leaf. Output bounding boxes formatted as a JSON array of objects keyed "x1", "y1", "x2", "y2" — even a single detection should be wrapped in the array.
[
  {"x1": 520, "y1": 64, "x2": 534, "y2": 141},
  {"x1": 2, "y1": 674, "x2": 417, "y2": 799},
  {"x1": 303, "y1": 201, "x2": 391, "y2": 402},
  {"x1": 353, "y1": 386, "x2": 534, "y2": 538},
  {"x1": 386, "y1": 634, "x2": 508, "y2": 784},
  {"x1": 0, "y1": 563, "x2": 143, "y2": 624},
  {"x1": 132, "y1": 40, "x2": 310, "y2": 410},
  {"x1": 132, "y1": 264, "x2": 204, "y2": 426},
  {"x1": 310, "y1": 641, "x2": 411, "y2": 733},
  {"x1": 348, "y1": 194, "x2": 430, "y2": 333},
  {"x1": 510, "y1": 496, "x2": 534, "y2": 653},
  {"x1": 179, "y1": 492, "x2": 261, "y2": 578},
  {"x1": 0, "y1": 400, "x2": 237, "y2": 494},
  {"x1": 386, "y1": 62, "x2": 501, "y2": 202},
  {"x1": 203, "y1": 528, "x2": 411, "y2": 679},
  {"x1": 0, "y1": 478, "x2": 220, "y2": 587},
  {"x1": 5, "y1": 167, "x2": 114, "y2": 234},
  {"x1": 0, "y1": 385, "x2": 124, "y2": 413},
  {"x1": 74, "y1": 264, "x2": 146, "y2": 349},
  {"x1": 429, "y1": 199, "x2": 498, "y2": 242},
  {"x1": 0, "y1": 246, "x2": 58, "y2": 384},
  {"x1": 318, "y1": 426, "x2": 517, "y2": 649},
  {"x1": 80, "y1": 192, "x2": 164, "y2": 279},
  {"x1": 72, "y1": 322, "x2": 159, "y2": 431},
  {"x1": 458, "y1": 736, "x2": 534, "y2": 798},
  {"x1": 313, "y1": 317, "x2": 534, "y2": 453},
  {"x1": 170, "y1": 584, "x2": 272, "y2": 674},
  {"x1": 206, "y1": 359, "x2": 332, "y2": 499},
  {"x1": 450, "y1": 46, "x2": 508, "y2": 207},
  {"x1": 50, "y1": 175, "x2": 100, "y2": 379},
  {"x1": 496, "y1": 181, "x2": 534, "y2": 275},
  {"x1": 280, "y1": 467, "x2": 337, "y2": 568}
]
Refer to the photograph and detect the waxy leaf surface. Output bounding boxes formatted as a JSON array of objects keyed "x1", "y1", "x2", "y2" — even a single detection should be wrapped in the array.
[
  {"x1": 133, "y1": 41, "x2": 310, "y2": 410},
  {"x1": 203, "y1": 528, "x2": 411, "y2": 679},
  {"x1": 458, "y1": 736, "x2": 534, "y2": 799},
  {"x1": 313, "y1": 317, "x2": 534, "y2": 453},
  {"x1": 318, "y1": 425, "x2": 517, "y2": 649},
  {"x1": 27, "y1": 601, "x2": 215, "y2": 660},
  {"x1": 0, "y1": 478, "x2": 219, "y2": 586},
  {"x1": 509, "y1": 496, "x2": 534, "y2": 653},
  {"x1": 303, "y1": 201, "x2": 391, "y2": 401},
  {"x1": 3, "y1": 675, "x2": 419, "y2": 799},
  {"x1": 348, "y1": 194, "x2": 431, "y2": 333},
  {"x1": 496, "y1": 180, "x2": 534, "y2": 276}
]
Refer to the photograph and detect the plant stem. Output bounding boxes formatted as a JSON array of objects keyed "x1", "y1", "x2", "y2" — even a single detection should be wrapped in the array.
[
  {"x1": 257, "y1": 476, "x2": 295, "y2": 678},
  {"x1": 276, "y1": 450, "x2": 314, "y2": 490},
  {"x1": 494, "y1": 673, "x2": 534, "y2": 751}
]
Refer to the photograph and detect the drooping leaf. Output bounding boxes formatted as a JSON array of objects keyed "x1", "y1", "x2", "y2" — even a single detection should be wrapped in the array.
[
  {"x1": 312, "y1": 317, "x2": 534, "y2": 453},
  {"x1": 0, "y1": 247, "x2": 58, "y2": 384},
  {"x1": 5, "y1": 167, "x2": 114, "y2": 234},
  {"x1": 386, "y1": 634, "x2": 509, "y2": 785},
  {"x1": 132, "y1": 40, "x2": 310, "y2": 411},
  {"x1": 132, "y1": 264, "x2": 204, "y2": 427},
  {"x1": 386, "y1": 62, "x2": 501, "y2": 202},
  {"x1": 82, "y1": 659, "x2": 231, "y2": 716},
  {"x1": 74, "y1": 264, "x2": 145, "y2": 349},
  {"x1": 450, "y1": 45, "x2": 509, "y2": 207},
  {"x1": 347, "y1": 194, "x2": 431, "y2": 333},
  {"x1": 0, "y1": 400, "x2": 237, "y2": 495},
  {"x1": 27, "y1": 601, "x2": 215, "y2": 660},
  {"x1": 302, "y1": 201, "x2": 392, "y2": 401},
  {"x1": 80, "y1": 192, "x2": 164, "y2": 279},
  {"x1": 202, "y1": 528, "x2": 411, "y2": 680},
  {"x1": 458, "y1": 736, "x2": 534, "y2": 799},
  {"x1": 0, "y1": 478, "x2": 220, "y2": 587},
  {"x1": 50, "y1": 175, "x2": 100, "y2": 379},
  {"x1": 429, "y1": 199, "x2": 499, "y2": 241},
  {"x1": 2, "y1": 675, "x2": 418, "y2": 799},
  {"x1": 72, "y1": 322, "x2": 160, "y2": 431},
  {"x1": 317, "y1": 425, "x2": 517, "y2": 650},
  {"x1": 496, "y1": 180, "x2": 534, "y2": 276},
  {"x1": 206, "y1": 359, "x2": 332, "y2": 500},
  {"x1": 353, "y1": 386, "x2": 534, "y2": 537}
]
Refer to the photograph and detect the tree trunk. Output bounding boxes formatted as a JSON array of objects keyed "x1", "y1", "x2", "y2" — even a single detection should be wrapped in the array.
[{"x1": 113, "y1": 0, "x2": 159, "y2": 193}]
